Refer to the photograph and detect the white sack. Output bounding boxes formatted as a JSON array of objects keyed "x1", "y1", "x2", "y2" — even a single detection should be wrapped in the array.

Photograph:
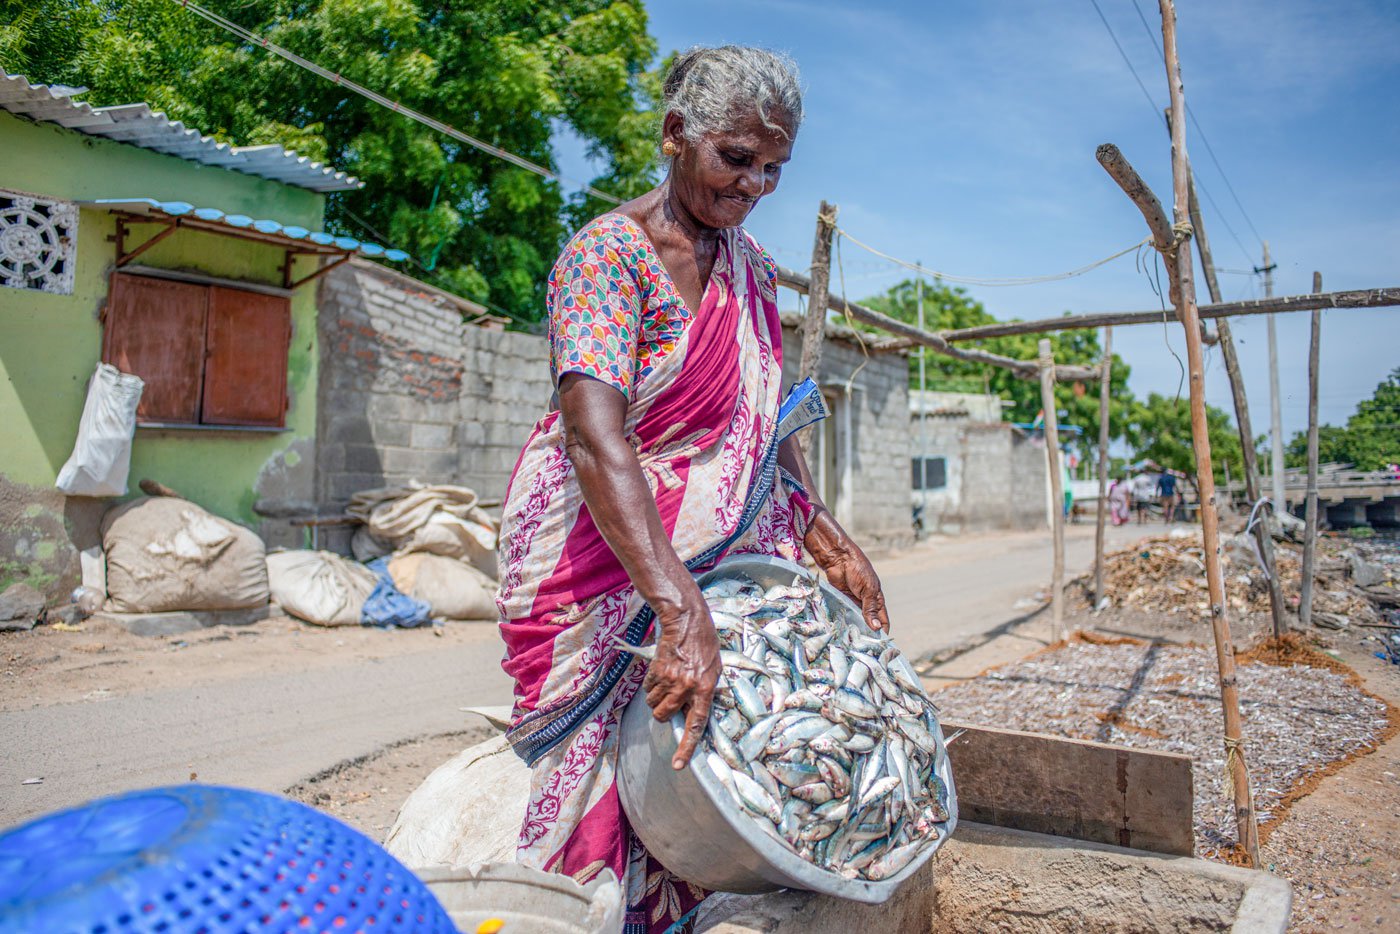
[
  {"x1": 347, "y1": 484, "x2": 499, "y2": 575},
  {"x1": 388, "y1": 553, "x2": 498, "y2": 621},
  {"x1": 102, "y1": 497, "x2": 269, "y2": 613},
  {"x1": 56, "y1": 363, "x2": 144, "y2": 497},
  {"x1": 383, "y1": 732, "x2": 529, "y2": 866},
  {"x1": 267, "y1": 550, "x2": 377, "y2": 627}
]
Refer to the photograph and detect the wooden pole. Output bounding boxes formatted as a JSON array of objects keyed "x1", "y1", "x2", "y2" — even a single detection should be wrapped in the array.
[
  {"x1": 797, "y1": 201, "x2": 837, "y2": 451},
  {"x1": 932, "y1": 286, "x2": 1400, "y2": 342},
  {"x1": 1094, "y1": 327, "x2": 1113, "y2": 608},
  {"x1": 1301, "y1": 271, "x2": 1323, "y2": 628},
  {"x1": 1156, "y1": 0, "x2": 1260, "y2": 867},
  {"x1": 1186, "y1": 165, "x2": 1288, "y2": 639},
  {"x1": 1039, "y1": 339, "x2": 1066, "y2": 642},
  {"x1": 1263, "y1": 242, "x2": 1287, "y2": 524}
]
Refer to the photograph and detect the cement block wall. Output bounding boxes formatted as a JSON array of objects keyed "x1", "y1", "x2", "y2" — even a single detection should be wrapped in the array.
[
  {"x1": 917, "y1": 420, "x2": 1049, "y2": 534},
  {"x1": 780, "y1": 331, "x2": 914, "y2": 552},
  {"x1": 315, "y1": 261, "x2": 551, "y2": 539}
]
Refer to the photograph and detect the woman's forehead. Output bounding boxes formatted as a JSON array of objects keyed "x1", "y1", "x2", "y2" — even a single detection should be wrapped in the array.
[{"x1": 705, "y1": 116, "x2": 795, "y2": 159}]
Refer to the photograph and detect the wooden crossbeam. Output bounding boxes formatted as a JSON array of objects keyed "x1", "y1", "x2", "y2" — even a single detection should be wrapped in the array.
[
  {"x1": 939, "y1": 287, "x2": 1400, "y2": 342},
  {"x1": 776, "y1": 266, "x2": 1098, "y2": 382}
]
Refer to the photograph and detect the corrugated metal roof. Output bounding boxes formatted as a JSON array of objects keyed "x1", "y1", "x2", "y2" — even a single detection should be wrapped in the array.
[
  {"x1": 88, "y1": 199, "x2": 409, "y2": 262},
  {"x1": 0, "y1": 73, "x2": 361, "y2": 193}
]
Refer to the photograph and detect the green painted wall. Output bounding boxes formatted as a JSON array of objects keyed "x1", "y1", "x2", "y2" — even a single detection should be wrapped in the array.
[{"x1": 0, "y1": 110, "x2": 326, "y2": 567}]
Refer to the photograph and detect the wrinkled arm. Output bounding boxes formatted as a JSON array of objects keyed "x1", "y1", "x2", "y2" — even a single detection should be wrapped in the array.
[
  {"x1": 558, "y1": 373, "x2": 719, "y2": 769},
  {"x1": 779, "y1": 435, "x2": 890, "y2": 631}
]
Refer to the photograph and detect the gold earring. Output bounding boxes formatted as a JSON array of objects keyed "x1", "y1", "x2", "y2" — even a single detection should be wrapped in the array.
[{"x1": 662, "y1": 140, "x2": 678, "y2": 157}]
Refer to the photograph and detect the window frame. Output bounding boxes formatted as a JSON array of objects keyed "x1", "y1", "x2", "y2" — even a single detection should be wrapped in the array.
[{"x1": 101, "y1": 269, "x2": 293, "y2": 432}]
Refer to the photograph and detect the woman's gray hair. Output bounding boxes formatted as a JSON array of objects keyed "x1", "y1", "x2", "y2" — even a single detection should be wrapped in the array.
[{"x1": 662, "y1": 46, "x2": 803, "y2": 145}]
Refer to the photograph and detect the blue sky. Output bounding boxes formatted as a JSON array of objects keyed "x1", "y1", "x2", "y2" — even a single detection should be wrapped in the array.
[{"x1": 558, "y1": 0, "x2": 1400, "y2": 443}]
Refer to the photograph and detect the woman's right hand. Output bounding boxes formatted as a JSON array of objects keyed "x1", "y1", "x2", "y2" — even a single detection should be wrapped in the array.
[{"x1": 643, "y1": 588, "x2": 721, "y2": 770}]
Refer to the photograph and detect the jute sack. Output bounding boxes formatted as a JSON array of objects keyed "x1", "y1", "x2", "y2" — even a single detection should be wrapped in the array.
[
  {"x1": 102, "y1": 497, "x2": 268, "y2": 613},
  {"x1": 266, "y1": 550, "x2": 378, "y2": 627},
  {"x1": 387, "y1": 553, "x2": 498, "y2": 621}
]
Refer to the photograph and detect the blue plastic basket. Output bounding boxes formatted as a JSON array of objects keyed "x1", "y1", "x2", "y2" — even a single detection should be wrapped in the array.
[{"x1": 0, "y1": 784, "x2": 456, "y2": 933}]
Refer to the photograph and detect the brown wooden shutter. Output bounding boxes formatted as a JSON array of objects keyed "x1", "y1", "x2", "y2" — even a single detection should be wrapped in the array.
[
  {"x1": 200, "y1": 286, "x2": 290, "y2": 427},
  {"x1": 102, "y1": 273, "x2": 208, "y2": 424}
]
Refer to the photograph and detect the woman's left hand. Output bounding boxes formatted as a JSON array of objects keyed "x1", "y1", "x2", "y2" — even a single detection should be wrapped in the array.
[{"x1": 804, "y1": 509, "x2": 890, "y2": 631}]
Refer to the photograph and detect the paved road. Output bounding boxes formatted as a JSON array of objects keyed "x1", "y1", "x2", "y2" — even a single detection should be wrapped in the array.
[{"x1": 1, "y1": 520, "x2": 1161, "y2": 826}]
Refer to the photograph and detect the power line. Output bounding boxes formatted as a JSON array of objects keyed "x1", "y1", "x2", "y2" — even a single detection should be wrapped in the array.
[
  {"x1": 1128, "y1": 0, "x2": 1265, "y2": 246},
  {"x1": 1087, "y1": 0, "x2": 1161, "y2": 117},
  {"x1": 835, "y1": 225, "x2": 1150, "y2": 287},
  {"x1": 168, "y1": 0, "x2": 623, "y2": 205},
  {"x1": 1085, "y1": 0, "x2": 1255, "y2": 263}
]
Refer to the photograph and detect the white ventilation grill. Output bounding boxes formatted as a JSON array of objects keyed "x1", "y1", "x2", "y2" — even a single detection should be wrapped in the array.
[{"x1": 0, "y1": 190, "x2": 77, "y2": 295}]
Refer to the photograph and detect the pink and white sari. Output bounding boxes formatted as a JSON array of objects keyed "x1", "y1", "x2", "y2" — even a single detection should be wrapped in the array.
[{"x1": 495, "y1": 214, "x2": 812, "y2": 933}]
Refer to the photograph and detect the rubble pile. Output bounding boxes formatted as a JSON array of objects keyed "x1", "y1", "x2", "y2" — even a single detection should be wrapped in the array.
[
  {"x1": 1083, "y1": 531, "x2": 1383, "y2": 627},
  {"x1": 934, "y1": 639, "x2": 1394, "y2": 859}
]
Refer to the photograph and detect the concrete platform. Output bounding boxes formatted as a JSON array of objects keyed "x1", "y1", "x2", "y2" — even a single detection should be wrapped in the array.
[{"x1": 697, "y1": 822, "x2": 1291, "y2": 933}]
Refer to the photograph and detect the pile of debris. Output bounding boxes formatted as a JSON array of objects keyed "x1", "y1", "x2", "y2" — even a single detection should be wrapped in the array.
[
  {"x1": 933, "y1": 637, "x2": 1395, "y2": 859},
  {"x1": 1079, "y1": 530, "x2": 1385, "y2": 629}
]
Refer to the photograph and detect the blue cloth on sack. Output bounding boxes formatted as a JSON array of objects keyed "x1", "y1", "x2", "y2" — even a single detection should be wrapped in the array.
[{"x1": 361, "y1": 557, "x2": 432, "y2": 628}]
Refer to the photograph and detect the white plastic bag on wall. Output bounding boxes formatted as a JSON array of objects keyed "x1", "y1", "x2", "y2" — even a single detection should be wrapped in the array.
[{"x1": 55, "y1": 363, "x2": 144, "y2": 497}]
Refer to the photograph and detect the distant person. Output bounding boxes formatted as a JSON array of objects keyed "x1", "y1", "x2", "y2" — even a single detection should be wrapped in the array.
[
  {"x1": 1131, "y1": 472, "x2": 1156, "y2": 524},
  {"x1": 1109, "y1": 478, "x2": 1131, "y2": 526},
  {"x1": 1158, "y1": 470, "x2": 1179, "y2": 523}
]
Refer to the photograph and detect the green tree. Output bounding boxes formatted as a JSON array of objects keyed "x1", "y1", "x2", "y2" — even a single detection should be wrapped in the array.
[
  {"x1": 0, "y1": 0, "x2": 662, "y2": 322},
  {"x1": 862, "y1": 278, "x2": 1134, "y2": 461},
  {"x1": 1284, "y1": 366, "x2": 1400, "y2": 471},
  {"x1": 1124, "y1": 392, "x2": 1242, "y2": 485}
]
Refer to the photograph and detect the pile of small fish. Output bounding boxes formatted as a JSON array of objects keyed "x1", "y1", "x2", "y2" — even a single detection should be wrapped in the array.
[{"x1": 694, "y1": 573, "x2": 950, "y2": 881}]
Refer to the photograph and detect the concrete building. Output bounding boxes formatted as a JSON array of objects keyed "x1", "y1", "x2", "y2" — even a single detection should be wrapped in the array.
[
  {"x1": 0, "y1": 74, "x2": 406, "y2": 599},
  {"x1": 909, "y1": 390, "x2": 1048, "y2": 534}
]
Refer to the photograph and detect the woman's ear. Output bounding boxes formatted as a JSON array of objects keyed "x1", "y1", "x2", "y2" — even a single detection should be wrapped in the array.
[{"x1": 661, "y1": 112, "x2": 686, "y2": 158}]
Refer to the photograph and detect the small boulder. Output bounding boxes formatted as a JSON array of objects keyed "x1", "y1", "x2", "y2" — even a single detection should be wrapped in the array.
[
  {"x1": 0, "y1": 583, "x2": 46, "y2": 632},
  {"x1": 1348, "y1": 553, "x2": 1388, "y2": 589}
]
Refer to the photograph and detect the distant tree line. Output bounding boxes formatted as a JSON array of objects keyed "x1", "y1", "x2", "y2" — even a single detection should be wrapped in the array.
[
  {"x1": 866, "y1": 278, "x2": 1242, "y2": 483},
  {"x1": 1284, "y1": 367, "x2": 1400, "y2": 472}
]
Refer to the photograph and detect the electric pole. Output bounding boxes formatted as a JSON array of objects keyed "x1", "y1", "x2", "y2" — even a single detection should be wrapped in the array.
[{"x1": 1259, "y1": 242, "x2": 1285, "y2": 516}]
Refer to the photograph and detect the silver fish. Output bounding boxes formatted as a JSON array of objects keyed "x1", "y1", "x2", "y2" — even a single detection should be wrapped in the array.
[
  {"x1": 697, "y1": 569, "x2": 950, "y2": 881},
  {"x1": 738, "y1": 713, "x2": 785, "y2": 762}
]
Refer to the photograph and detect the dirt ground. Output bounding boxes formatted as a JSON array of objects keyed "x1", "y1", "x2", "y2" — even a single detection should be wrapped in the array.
[
  {"x1": 285, "y1": 725, "x2": 494, "y2": 842},
  {"x1": 1060, "y1": 537, "x2": 1400, "y2": 933},
  {"x1": 0, "y1": 613, "x2": 488, "y2": 713}
]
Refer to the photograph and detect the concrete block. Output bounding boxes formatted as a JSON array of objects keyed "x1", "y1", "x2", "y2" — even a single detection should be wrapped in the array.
[
  {"x1": 698, "y1": 822, "x2": 1291, "y2": 933},
  {"x1": 411, "y1": 423, "x2": 455, "y2": 450},
  {"x1": 329, "y1": 472, "x2": 387, "y2": 500},
  {"x1": 460, "y1": 421, "x2": 487, "y2": 446},
  {"x1": 344, "y1": 444, "x2": 386, "y2": 473},
  {"x1": 93, "y1": 603, "x2": 275, "y2": 637}
]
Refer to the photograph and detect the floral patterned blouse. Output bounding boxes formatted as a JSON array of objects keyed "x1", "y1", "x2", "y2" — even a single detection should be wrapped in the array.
[{"x1": 546, "y1": 212, "x2": 777, "y2": 400}]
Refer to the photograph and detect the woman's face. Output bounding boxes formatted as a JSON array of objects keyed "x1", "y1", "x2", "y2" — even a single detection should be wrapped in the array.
[{"x1": 665, "y1": 110, "x2": 794, "y2": 230}]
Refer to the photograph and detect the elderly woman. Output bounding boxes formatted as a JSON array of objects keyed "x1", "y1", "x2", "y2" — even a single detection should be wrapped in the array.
[{"x1": 495, "y1": 46, "x2": 888, "y2": 933}]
